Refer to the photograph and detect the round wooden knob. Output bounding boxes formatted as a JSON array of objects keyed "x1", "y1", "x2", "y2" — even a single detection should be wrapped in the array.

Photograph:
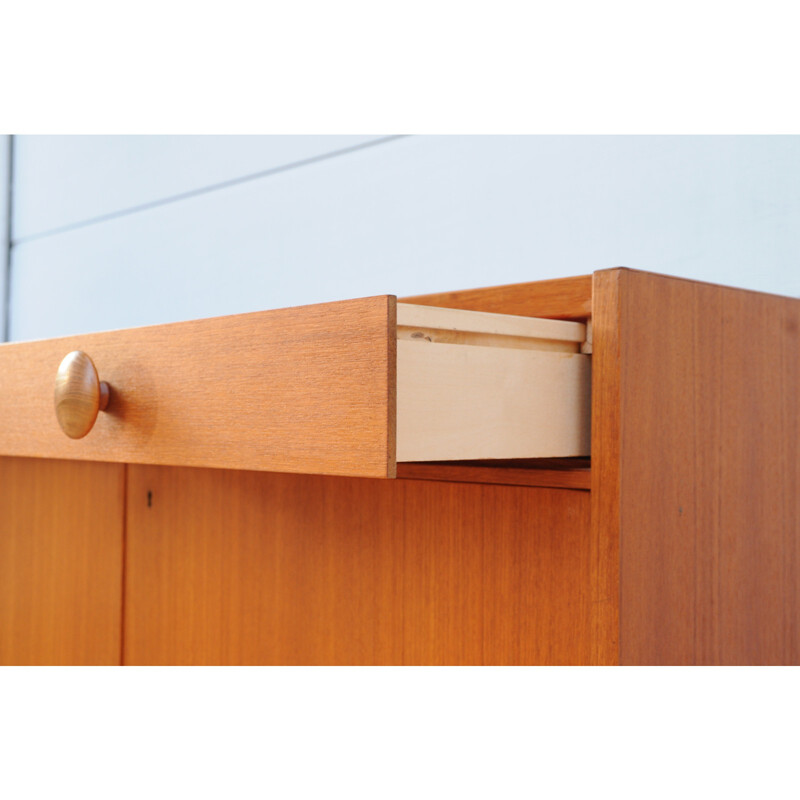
[{"x1": 54, "y1": 351, "x2": 111, "y2": 439}]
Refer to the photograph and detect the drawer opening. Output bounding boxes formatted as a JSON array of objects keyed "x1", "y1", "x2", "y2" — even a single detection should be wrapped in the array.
[{"x1": 395, "y1": 304, "x2": 591, "y2": 464}]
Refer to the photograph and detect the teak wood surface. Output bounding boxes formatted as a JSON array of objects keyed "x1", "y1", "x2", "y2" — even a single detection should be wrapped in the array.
[
  {"x1": 403, "y1": 274, "x2": 593, "y2": 320},
  {"x1": 1, "y1": 269, "x2": 799, "y2": 665},
  {"x1": 0, "y1": 456, "x2": 124, "y2": 665},
  {"x1": 593, "y1": 269, "x2": 800, "y2": 665},
  {"x1": 396, "y1": 461, "x2": 591, "y2": 491},
  {"x1": 123, "y1": 466, "x2": 592, "y2": 665},
  {"x1": 0, "y1": 297, "x2": 397, "y2": 479}
]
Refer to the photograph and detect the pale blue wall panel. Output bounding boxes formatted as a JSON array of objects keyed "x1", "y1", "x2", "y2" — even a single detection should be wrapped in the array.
[
  {"x1": 1, "y1": 135, "x2": 9, "y2": 341},
  {"x1": 9, "y1": 135, "x2": 800, "y2": 341},
  {"x1": 12, "y1": 135, "x2": 385, "y2": 240}
]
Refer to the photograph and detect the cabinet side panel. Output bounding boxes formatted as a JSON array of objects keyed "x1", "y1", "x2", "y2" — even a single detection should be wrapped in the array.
[
  {"x1": 615, "y1": 270, "x2": 800, "y2": 664},
  {"x1": 124, "y1": 466, "x2": 592, "y2": 665},
  {"x1": 0, "y1": 456, "x2": 124, "y2": 665},
  {"x1": 589, "y1": 270, "x2": 623, "y2": 664}
]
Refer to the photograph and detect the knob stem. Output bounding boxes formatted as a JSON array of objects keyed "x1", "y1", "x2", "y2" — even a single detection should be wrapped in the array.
[{"x1": 99, "y1": 381, "x2": 111, "y2": 412}]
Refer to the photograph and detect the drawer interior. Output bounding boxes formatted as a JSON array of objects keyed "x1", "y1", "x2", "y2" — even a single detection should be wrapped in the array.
[{"x1": 395, "y1": 303, "x2": 591, "y2": 463}]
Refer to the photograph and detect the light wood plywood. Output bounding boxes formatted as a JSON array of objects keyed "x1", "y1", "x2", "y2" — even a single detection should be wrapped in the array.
[
  {"x1": 396, "y1": 340, "x2": 590, "y2": 462},
  {"x1": 397, "y1": 302, "x2": 586, "y2": 350}
]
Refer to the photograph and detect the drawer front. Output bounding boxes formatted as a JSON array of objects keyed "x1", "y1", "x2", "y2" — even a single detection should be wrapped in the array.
[{"x1": 0, "y1": 297, "x2": 396, "y2": 478}]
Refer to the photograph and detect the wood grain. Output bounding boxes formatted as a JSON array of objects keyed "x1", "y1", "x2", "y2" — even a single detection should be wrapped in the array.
[
  {"x1": 0, "y1": 296, "x2": 397, "y2": 479},
  {"x1": 123, "y1": 466, "x2": 593, "y2": 665},
  {"x1": 397, "y1": 461, "x2": 590, "y2": 490},
  {"x1": 0, "y1": 456, "x2": 124, "y2": 665},
  {"x1": 403, "y1": 274, "x2": 592, "y2": 321},
  {"x1": 54, "y1": 350, "x2": 110, "y2": 439},
  {"x1": 605, "y1": 269, "x2": 800, "y2": 665},
  {"x1": 588, "y1": 269, "x2": 622, "y2": 665}
]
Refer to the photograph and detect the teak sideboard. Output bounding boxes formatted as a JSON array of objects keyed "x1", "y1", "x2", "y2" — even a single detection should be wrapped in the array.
[{"x1": 0, "y1": 268, "x2": 798, "y2": 666}]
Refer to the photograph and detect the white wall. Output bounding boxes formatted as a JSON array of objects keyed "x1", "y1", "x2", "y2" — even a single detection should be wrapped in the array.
[
  {"x1": 0, "y1": 136, "x2": 9, "y2": 341},
  {"x1": 7, "y1": 135, "x2": 800, "y2": 341}
]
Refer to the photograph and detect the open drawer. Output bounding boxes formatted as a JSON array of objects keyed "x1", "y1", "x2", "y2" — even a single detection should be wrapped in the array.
[
  {"x1": 0, "y1": 295, "x2": 590, "y2": 478},
  {"x1": 396, "y1": 302, "x2": 589, "y2": 462}
]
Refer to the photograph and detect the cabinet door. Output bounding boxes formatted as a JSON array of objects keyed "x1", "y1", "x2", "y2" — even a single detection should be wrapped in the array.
[
  {"x1": 123, "y1": 464, "x2": 593, "y2": 665},
  {"x1": 0, "y1": 456, "x2": 124, "y2": 665}
]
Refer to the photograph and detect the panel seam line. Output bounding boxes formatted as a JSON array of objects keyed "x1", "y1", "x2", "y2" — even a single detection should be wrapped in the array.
[{"x1": 13, "y1": 135, "x2": 410, "y2": 245}]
